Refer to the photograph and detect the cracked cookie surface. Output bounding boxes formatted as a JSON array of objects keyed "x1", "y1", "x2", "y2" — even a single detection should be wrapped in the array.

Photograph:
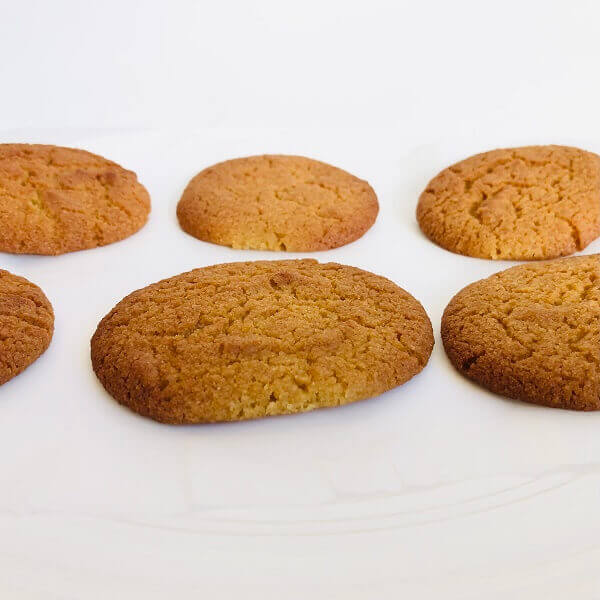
[
  {"x1": 91, "y1": 259, "x2": 433, "y2": 423},
  {"x1": 417, "y1": 145, "x2": 600, "y2": 260},
  {"x1": 0, "y1": 269, "x2": 54, "y2": 384},
  {"x1": 0, "y1": 144, "x2": 151, "y2": 255},
  {"x1": 442, "y1": 255, "x2": 600, "y2": 410},
  {"x1": 177, "y1": 155, "x2": 378, "y2": 251}
]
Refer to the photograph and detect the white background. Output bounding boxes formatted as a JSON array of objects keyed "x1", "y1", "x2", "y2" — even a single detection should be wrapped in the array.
[{"x1": 2, "y1": 1, "x2": 600, "y2": 598}]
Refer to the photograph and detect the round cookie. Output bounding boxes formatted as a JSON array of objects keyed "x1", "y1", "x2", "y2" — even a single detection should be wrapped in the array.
[
  {"x1": 91, "y1": 259, "x2": 433, "y2": 423},
  {"x1": 417, "y1": 145, "x2": 600, "y2": 260},
  {"x1": 0, "y1": 269, "x2": 54, "y2": 384},
  {"x1": 177, "y1": 155, "x2": 378, "y2": 251},
  {"x1": 0, "y1": 144, "x2": 151, "y2": 255},
  {"x1": 442, "y1": 255, "x2": 600, "y2": 410}
]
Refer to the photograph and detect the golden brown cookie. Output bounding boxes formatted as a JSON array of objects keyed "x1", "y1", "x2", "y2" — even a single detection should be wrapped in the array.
[
  {"x1": 417, "y1": 145, "x2": 600, "y2": 260},
  {"x1": 0, "y1": 144, "x2": 151, "y2": 255},
  {"x1": 177, "y1": 155, "x2": 378, "y2": 251},
  {"x1": 91, "y1": 259, "x2": 433, "y2": 423},
  {"x1": 0, "y1": 269, "x2": 54, "y2": 384},
  {"x1": 442, "y1": 255, "x2": 600, "y2": 410}
]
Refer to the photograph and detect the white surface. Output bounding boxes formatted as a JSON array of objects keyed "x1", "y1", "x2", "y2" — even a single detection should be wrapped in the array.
[
  {"x1": 2, "y1": 128, "x2": 600, "y2": 599},
  {"x1": 3, "y1": 0, "x2": 600, "y2": 598}
]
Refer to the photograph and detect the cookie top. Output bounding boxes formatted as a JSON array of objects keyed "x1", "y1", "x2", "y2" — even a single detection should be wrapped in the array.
[
  {"x1": 0, "y1": 270, "x2": 54, "y2": 384},
  {"x1": 0, "y1": 144, "x2": 151, "y2": 255},
  {"x1": 91, "y1": 259, "x2": 433, "y2": 423},
  {"x1": 442, "y1": 255, "x2": 600, "y2": 410},
  {"x1": 177, "y1": 155, "x2": 378, "y2": 251},
  {"x1": 417, "y1": 145, "x2": 600, "y2": 260}
]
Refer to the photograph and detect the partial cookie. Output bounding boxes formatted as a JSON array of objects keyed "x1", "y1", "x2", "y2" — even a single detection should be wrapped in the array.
[
  {"x1": 417, "y1": 145, "x2": 600, "y2": 260},
  {"x1": 177, "y1": 155, "x2": 378, "y2": 251},
  {"x1": 91, "y1": 259, "x2": 433, "y2": 423},
  {"x1": 442, "y1": 255, "x2": 600, "y2": 410},
  {"x1": 0, "y1": 144, "x2": 150, "y2": 255},
  {"x1": 0, "y1": 270, "x2": 54, "y2": 384}
]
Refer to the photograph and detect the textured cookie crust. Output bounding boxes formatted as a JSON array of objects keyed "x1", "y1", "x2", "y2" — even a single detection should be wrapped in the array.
[
  {"x1": 177, "y1": 155, "x2": 378, "y2": 251},
  {"x1": 0, "y1": 144, "x2": 151, "y2": 255},
  {"x1": 91, "y1": 260, "x2": 433, "y2": 423},
  {"x1": 442, "y1": 255, "x2": 600, "y2": 410},
  {"x1": 0, "y1": 270, "x2": 54, "y2": 384},
  {"x1": 417, "y1": 145, "x2": 600, "y2": 260}
]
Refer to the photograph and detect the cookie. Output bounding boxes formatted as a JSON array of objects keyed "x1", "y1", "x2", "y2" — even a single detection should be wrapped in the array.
[
  {"x1": 0, "y1": 269, "x2": 54, "y2": 384},
  {"x1": 0, "y1": 144, "x2": 150, "y2": 255},
  {"x1": 442, "y1": 255, "x2": 600, "y2": 410},
  {"x1": 177, "y1": 155, "x2": 378, "y2": 251},
  {"x1": 91, "y1": 259, "x2": 433, "y2": 423},
  {"x1": 417, "y1": 145, "x2": 600, "y2": 260}
]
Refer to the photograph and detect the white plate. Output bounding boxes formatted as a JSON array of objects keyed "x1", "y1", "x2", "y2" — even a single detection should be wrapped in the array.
[{"x1": 2, "y1": 129, "x2": 600, "y2": 599}]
